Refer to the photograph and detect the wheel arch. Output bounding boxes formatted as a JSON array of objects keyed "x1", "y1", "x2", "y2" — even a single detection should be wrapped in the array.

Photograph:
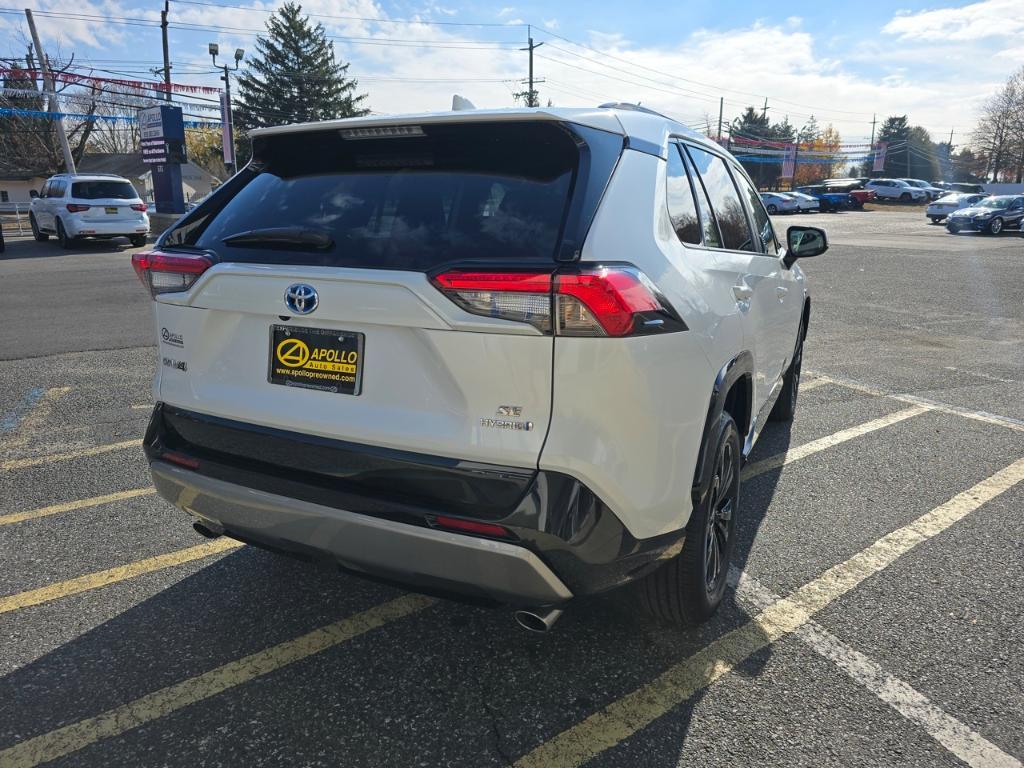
[{"x1": 692, "y1": 351, "x2": 753, "y2": 501}]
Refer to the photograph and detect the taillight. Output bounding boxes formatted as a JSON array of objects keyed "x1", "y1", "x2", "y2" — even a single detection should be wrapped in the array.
[
  {"x1": 66, "y1": 203, "x2": 90, "y2": 213},
  {"x1": 131, "y1": 203, "x2": 147, "y2": 212},
  {"x1": 131, "y1": 250, "x2": 212, "y2": 297},
  {"x1": 431, "y1": 266, "x2": 681, "y2": 337}
]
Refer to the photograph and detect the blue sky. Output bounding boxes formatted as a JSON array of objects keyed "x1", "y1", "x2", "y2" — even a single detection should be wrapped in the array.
[{"x1": 2, "y1": 0, "x2": 1021, "y2": 145}]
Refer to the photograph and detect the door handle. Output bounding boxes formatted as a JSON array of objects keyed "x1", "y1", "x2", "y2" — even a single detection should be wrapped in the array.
[
  {"x1": 732, "y1": 282, "x2": 754, "y2": 303},
  {"x1": 776, "y1": 286, "x2": 789, "y2": 298}
]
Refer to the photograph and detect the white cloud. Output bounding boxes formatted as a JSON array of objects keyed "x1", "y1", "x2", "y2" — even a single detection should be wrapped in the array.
[
  {"x1": 543, "y1": 18, "x2": 558, "y2": 30},
  {"x1": 497, "y1": 7, "x2": 516, "y2": 18},
  {"x1": 882, "y1": 0, "x2": 1024, "y2": 41}
]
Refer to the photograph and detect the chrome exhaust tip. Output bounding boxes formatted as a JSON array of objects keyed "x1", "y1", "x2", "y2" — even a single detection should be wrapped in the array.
[{"x1": 513, "y1": 607, "x2": 563, "y2": 633}]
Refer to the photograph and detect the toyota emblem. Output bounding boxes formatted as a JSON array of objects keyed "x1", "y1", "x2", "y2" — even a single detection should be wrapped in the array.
[{"x1": 284, "y1": 283, "x2": 318, "y2": 315}]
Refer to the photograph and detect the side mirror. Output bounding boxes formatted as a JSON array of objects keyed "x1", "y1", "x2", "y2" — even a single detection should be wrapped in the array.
[
  {"x1": 30, "y1": 189, "x2": 39, "y2": 198},
  {"x1": 786, "y1": 226, "x2": 828, "y2": 265}
]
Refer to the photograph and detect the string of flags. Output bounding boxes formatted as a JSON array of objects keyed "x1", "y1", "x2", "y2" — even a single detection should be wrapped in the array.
[
  {"x1": 0, "y1": 106, "x2": 221, "y2": 129},
  {"x1": 0, "y1": 66, "x2": 222, "y2": 95},
  {"x1": 1, "y1": 87, "x2": 223, "y2": 113}
]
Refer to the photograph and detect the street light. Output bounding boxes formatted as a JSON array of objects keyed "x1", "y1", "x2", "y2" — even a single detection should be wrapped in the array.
[{"x1": 210, "y1": 43, "x2": 244, "y2": 175}]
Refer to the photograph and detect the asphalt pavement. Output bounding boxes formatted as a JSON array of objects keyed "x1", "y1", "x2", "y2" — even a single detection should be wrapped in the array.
[{"x1": 1, "y1": 208, "x2": 1022, "y2": 767}]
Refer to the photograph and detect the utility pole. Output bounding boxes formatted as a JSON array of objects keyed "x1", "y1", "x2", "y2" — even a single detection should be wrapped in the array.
[
  {"x1": 161, "y1": 0, "x2": 171, "y2": 102},
  {"x1": 868, "y1": 114, "x2": 877, "y2": 177},
  {"x1": 24, "y1": 9, "x2": 75, "y2": 173},
  {"x1": 520, "y1": 25, "x2": 543, "y2": 107},
  {"x1": 761, "y1": 98, "x2": 768, "y2": 121},
  {"x1": 210, "y1": 44, "x2": 244, "y2": 176},
  {"x1": 717, "y1": 97, "x2": 723, "y2": 141}
]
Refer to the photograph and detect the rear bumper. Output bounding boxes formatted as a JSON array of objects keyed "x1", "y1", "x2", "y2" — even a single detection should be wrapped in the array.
[
  {"x1": 66, "y1": 216, "x2": 149, "y2": 237},
  {"x1": 152, "y1": 460, "x2": 573, "y2": 605},
  {"x1": 144, "y1": 404, "x2": 685, "y2": 605}
]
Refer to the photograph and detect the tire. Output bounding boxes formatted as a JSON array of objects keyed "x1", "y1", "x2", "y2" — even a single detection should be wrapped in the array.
[
  {"x1": 770, "y1": 319, "x2": 804, "y2": 422},
  {"x1": 638, "y1": 412, "x2": 740, "y2": 626},
  {"x1": 899, "y1": 193, "x2": 912, "y2": 202},
  {"x1": 129, "y1": 234, "x2": 147, "y2": 247},
  {"x1": 929, "y1": 216, "x2": 942, "y2": 223},
  {"x1": 987, "y1": 217, "x2": 1003, "y2": 235},
  {"x1": 947, "y1": 224, "x2": 960, "y2": 234},
  {"x1": 767, "y1": 204, "x2": 778, "y2": 214},
  {"x1": 56, "y1": 219, "x2": 75, "y2": 250},
  {"x1": 30, "y1": 213, "x2": 49, "y2": 242}
]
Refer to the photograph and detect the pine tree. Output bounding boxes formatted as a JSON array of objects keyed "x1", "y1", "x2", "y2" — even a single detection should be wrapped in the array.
[{"x1": 235, "y1": 2, "x2": 369, "y2": 133}]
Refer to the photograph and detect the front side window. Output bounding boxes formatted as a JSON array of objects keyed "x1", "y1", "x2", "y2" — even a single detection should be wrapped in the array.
[
  {"x1": 731, "y1": 167, "x2": 778, "y2": 256},
  {"x1": 666, "y1": 145, "x2": 700, "y2": 245},
  {"x1": 686, "y1": 145, "x2": 755, "y2": 252}
]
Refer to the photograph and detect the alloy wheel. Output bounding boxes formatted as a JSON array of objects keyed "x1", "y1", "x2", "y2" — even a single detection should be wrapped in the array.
[
  {"x1": 990, "y1": 218, "x2": 1003, "y2": 235},
  {"x1": 704, "y1": 439, "x2": 736, "y2": 594}
]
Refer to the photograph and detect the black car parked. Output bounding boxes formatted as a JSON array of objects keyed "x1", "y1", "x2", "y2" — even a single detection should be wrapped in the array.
[{"x1": 946, "y1": 195, "x2": 1024, "y2": 235}]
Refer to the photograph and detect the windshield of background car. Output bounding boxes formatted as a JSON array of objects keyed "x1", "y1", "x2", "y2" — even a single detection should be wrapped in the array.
[
  {"x1": 976, "y1": 197, "x2": 1012, "y2": 208},
  {"x1": 163, "y1": 121, "x2": 622, "y2": 270},
  {"x1": 71, "y1": 181, "x2": 138, "y2": 199}
]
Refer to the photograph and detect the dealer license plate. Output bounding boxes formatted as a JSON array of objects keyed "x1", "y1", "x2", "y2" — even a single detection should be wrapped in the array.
[{"x1": 268, "y1": 325, "x2": 364, "y2": 395}]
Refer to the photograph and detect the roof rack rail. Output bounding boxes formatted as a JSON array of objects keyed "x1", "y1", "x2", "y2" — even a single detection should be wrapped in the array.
[{"x1": 598, "y1": 102, "x2": 670, "y2": 120}]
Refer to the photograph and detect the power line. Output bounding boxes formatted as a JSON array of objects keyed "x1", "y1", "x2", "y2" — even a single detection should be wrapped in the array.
[{"x1": 168, "y1": 0, "x2": 526, "y2": 28}]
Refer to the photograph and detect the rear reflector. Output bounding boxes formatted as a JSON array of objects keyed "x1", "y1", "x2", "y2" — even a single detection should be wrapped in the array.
[
  {"x1": 435, "y1": 515, "x2": 512, "y2": 539},
  {"x1": 131, "y1": 250, "x2": 212, "y2": 298},
  {"x1": 161, "y1": 450, "x2": 200, "y2": 470},
  {"x1": 432, "y1": 266, "x2": 674, "y2": 337}
]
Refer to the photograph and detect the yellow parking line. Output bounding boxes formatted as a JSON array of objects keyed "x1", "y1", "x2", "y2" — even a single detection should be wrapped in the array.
[
  {"x1": 0, "y1": 538, "x2": 242, "y2": 615},
  {"x1": 514, "y1": 456, "x2": 1024, "y2": 768},
  {"x1": 797, "y1": 377, "x2": 829, "y2": 392},
  {"x1": 0, "y1": 487, "x2": 156, "y2": 527},
  {"x1": 1, "y1": 439, "x2": 143, "y2": 471},
  {"x1": 0, "y1": 594, "x2": 435, "y2": 768},
  {"x1": 741, "y1": 405, "x2": 928, "y2": 481}
]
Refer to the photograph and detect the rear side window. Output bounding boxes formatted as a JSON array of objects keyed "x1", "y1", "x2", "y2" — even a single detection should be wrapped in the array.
[
  {"x1": 72, "y1": 181, "x2": 138, "y2": 200},
  {"x1": 166, "y1": 121, "x2": 619, "y2": 270},
  {"x1": 666, "y1": 145, "x2": 700, "y2": 244},
  {"x1": 686, "y1": 146, "x2": 755, "y2": 252},
  {"x1": 730, "y1": 168, "x2": 778, "y2": 256}
]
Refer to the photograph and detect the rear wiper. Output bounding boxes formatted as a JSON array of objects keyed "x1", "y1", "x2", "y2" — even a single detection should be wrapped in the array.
[{"x1": 222, "y1": 227, "x2": 334, "y2": 250}]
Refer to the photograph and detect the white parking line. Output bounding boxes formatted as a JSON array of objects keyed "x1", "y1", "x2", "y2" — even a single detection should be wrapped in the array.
[
  {"x1": 804, "y1": 371, "x2": 1024, "y2": 433},
  {"x1": 732, "y1": 570, "x2": 1022, "y2": 768},
  {"x1": 2, "y1": 387, "x2": 71, "y2": 450}
]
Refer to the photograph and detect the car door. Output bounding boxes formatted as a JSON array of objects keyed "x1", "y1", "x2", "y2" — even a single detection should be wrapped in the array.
[
  {"x1": 729, "y1": 162, "x2": 800, "y2": 394},
  {"x1": 1008, "y1": 197, "x2": 1024, "y2": 226},
  {"x1": 35, "y1": 181, "x2": 52, "y2": 229},
  {"x1": 685, "y1": 144, "x2": 782, "y2": 416}
]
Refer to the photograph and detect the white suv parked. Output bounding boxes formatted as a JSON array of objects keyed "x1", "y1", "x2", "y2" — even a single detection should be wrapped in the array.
[
  {"x1": 864, "y1": 178, "x2": 928, "y2": 202},
  {"x1": 135, "y1": 106, "x2": 827, "y2": 631},
  {"x1": 30, "y1": 173, "x2": 149, "y2": 248}
]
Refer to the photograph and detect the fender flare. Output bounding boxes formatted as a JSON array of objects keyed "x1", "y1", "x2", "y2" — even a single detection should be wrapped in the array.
[{"x1": 691, "y1": 351, "x2": 754, "y2": 501}]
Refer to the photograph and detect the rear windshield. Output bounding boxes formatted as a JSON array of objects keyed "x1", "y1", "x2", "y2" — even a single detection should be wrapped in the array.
[
  {"x1": 72, "y1": 181, "x2": 138, "y2": 200},
  {"x1": 164, "y1": 121, "x2": 619, "y2": 270}
]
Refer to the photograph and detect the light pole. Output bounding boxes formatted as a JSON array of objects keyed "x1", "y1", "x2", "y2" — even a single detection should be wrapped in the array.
[{"x1": 210, "y1": 43, "x2": 244, "y2": 175}]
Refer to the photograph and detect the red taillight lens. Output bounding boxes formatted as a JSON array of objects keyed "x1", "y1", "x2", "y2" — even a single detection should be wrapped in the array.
[
  {"x1": 131, "y1": 250, "x2": 212, "y2": 298},
  {"x1": 131, "y1": 203, "x2": 147, "y2": 212},
  {"x1": 431, "y1": 266, "x2": 671, "y2": 337},
  {"x1": 435, "y1": 515, "x2": 512, "y2": 539},
  {"x1": 66, "y1": 203, "x2": 90, "y2": 213},
  {"x1": 556, "y1": 269, "x2": 662, "y2": 337}
]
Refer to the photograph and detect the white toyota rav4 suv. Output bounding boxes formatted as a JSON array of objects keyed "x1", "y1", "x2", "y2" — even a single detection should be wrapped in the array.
[
  {"x1": 135, "y1": 106, "x2": 827, "y2": 631},
  {"x1": 31, "y1": 173, "x2": 149, "y2": 248}
]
